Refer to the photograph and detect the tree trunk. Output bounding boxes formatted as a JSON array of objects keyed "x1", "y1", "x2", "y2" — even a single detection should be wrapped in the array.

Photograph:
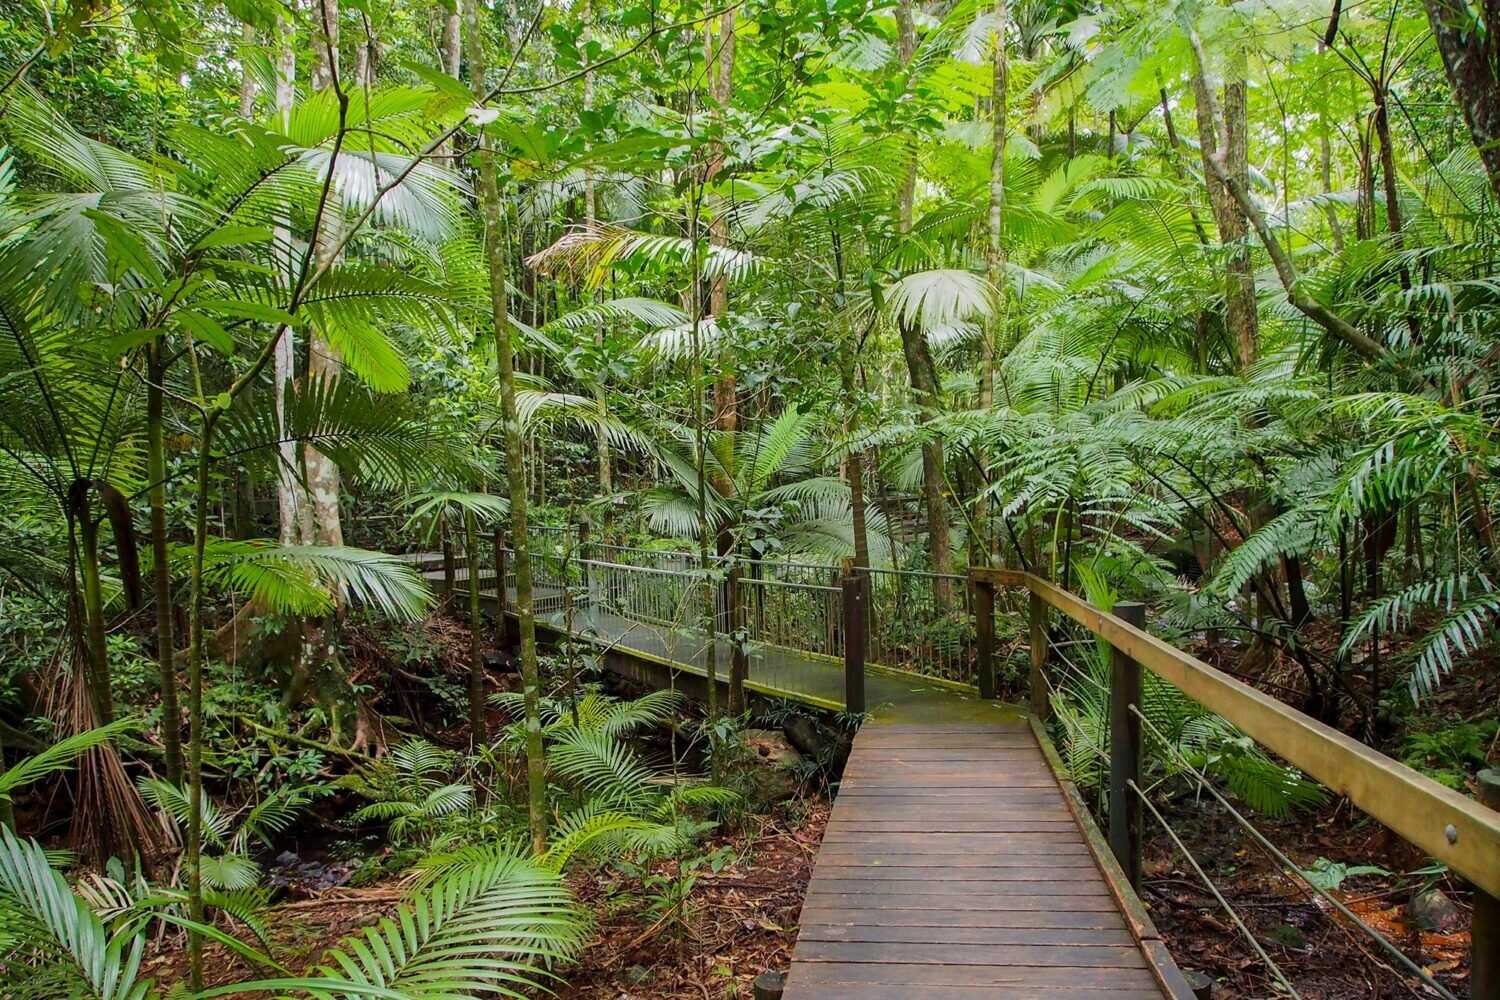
[
  {"x1": 1422, "y1": 0, "x2": 1500, "y2": 199},
  {"x1": 465, "y1": 0, "x2": 547, "y2": 854},
  {"x1": 72, "y1": 499, "x2": 113, "y2": 725},
  {"x1": 686, "y1": 189, "x2": 722, "y2": 728},
  {"x1": 1316, "y1": 43, "x2": 1345, "y2": 252},
  {"x1": 183, "y1": 419, "x2": 217, "y2": 989},
  {"x1": 1192, "y1": 64, "x2": 1257, "y2": 371},
  {"x1": 1185, "y1": 33, "x2": 1388, "y2": 361},
  {"x1": 977, "y1": 0, "x2": 1007, "y2": 567},
  {"x1": 238, "y1": 23, "x2": 258, "y2": 118},
  {"x1": 274, "y1": 23, "x2": 307, "y2": 546},
  {"x1": 894, "y1": 0, "x2": 954, "y2": 600},
  {"x1": 146, "y1": 345, "x2": 183, "y2": 782},
  {"x1": 582, "y1": 0, "x2": 613, "y2": 498},
  {"x1": 306, "y1": 0, "x2": 346, "y2": 554},
  {"x1": 706, "y1": 9, "x2": 737, "y2": 536}
]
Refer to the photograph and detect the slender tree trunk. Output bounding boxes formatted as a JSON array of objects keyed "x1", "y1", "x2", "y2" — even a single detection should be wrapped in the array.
[
  {"x1": 306, "y1": 0, "x2": 346, "y2": 554},
  {"x1": 73, "y1": 503, "x2": 113, "y2": 724},
  {"x1": 184, "y1": 419, "x2": 216, "y2": 989},
  {"x1": 686, "y1": 186, "x2": 722, "y2": 728},
  {"x1": 893, "y1": 0, "x2": 954, "y2": 600},
  {"x1": 274, "y1": 24, "x2": 307, "y2": 546},
  {"x1": 238, "y1": 23, "x2": 258, "y2": 118},
  {"x1": 1422, "y1": 0, "x2": 1500, "y2": 199},
  {"x1": 831, "y1": 227, "x2": 871, "y2": 573},
  {"x1": 706, "y1": 9, "x2": 738, "y2": 548},
  {"x1": 977, "y1": 0, "x2": 1007, "y2": 567},
  {"x1": 1158, "y1": 86, "x2": 1211, "y2": 244},
  {"x1": 1192, "y1": 62, "x2": 1257, "y2": 371},
  {"x1": 582, "y1": 0, "x2": 612, "y2": 499},
  {"x1": 465, "y1": 0, "x2": 546, "y2": 853},
  {"x1": 1316, "y1": 43, "x2": 1345, "y2": 252},
  {"x1": 146, "y1": 345, "x2": 183, "y2": 782}
]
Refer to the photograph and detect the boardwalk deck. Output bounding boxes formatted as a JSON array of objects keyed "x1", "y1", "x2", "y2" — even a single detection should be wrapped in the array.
[
  {"x1": 783, "y1": 721, "x2": 1176, "y2": 999},
  {"x1": 440, "y1": 565, "x2": 1185, "y2": 997}
]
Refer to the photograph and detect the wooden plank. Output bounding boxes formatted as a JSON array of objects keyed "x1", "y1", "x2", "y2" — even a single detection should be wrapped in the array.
[
  {"x1": 837, "y1": 776, "x2": 1055, "y2": 785},
  {"x1": 785, "y1": 963, "x2": 1160, "y2": 988},
  {"x1": 825, "y1": 821, "x2": 1081, "y2": 834},
  {"x1": 781, "y1": 985, "x2": 1165, "y2": 1000},
  {"x1": 807, "y1": 877, "x2": 1110, "y2": 893},
  {"x1": 977, "y1": 566, "x2": 1500, "y2": 899},
  {"x1": 811, "y1": 854, "x2": 1099, "y2": 868},
  {"x1": 795, "y1": 906, "x2": 1127, "y2": 929},
  {"x1": 796, "y1": 941, "x2": 1147, "y2": 968},
  {"x1": 796, "y1": 923, "x2": 1136, "y2": 947},
  {"x1": 800, "y1": 892, "x2": 1123, "y2": 912},
  {"x1": 817, "y1": 838, "x2": 1090, "y2": 854}
]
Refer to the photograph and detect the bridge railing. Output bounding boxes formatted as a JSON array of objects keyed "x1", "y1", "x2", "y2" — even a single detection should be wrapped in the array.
[
  {"x1": 864, "y1": 566, "x2": 975, "y2": 685},
  {"x1": 444, "y1": 524, "x2": 1004, "y2": 712},
  {"x1": 973, "y1": 566, "x2": 1500, "y2": 999}
]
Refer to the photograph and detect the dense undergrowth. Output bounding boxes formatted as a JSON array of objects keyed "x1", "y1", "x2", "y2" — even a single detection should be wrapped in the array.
[{"x1": 4, "y1": 0, "x2": 1500, "y2": 995}]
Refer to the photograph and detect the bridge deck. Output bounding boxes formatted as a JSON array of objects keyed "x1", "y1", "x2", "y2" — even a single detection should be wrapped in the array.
[{"x1": 784, "y1": 720, "x2": 1174, "y2": 998}]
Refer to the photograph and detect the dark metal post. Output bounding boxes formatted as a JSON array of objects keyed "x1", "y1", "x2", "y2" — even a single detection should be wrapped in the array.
[
  {"x1": 972, "y1": 574, "x2": 996, "y2": 699},
  {"x1": 728, "y1": 563, "x2": 748, "y2": 714},
  {"x1": 493, "y1": 526, "x2": 511, "y2": 650},
  {"x1": 1029, "y1": 589, "x2": 1050, "y2": 720},
  {"x1": 842, "y1": 574, "x2": 866, "y2": 715},
  {"x1": 1475, "y1": 769, "x2": 1500, "y2": 1000},
  {"x1": 440, "y1": 519, "x2": 456, "y2": 602},
  {"x1": 577, "y1": 519, "x2": 591, "y2": 609},
  {"x1": 1109, "y1": 601, "x2": 1146, "y2": 890}
]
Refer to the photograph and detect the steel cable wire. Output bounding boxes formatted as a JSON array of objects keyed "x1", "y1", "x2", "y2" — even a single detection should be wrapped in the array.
[{"x1": 1128, "y1": 704, "x2": 1458, "y2": 1000}]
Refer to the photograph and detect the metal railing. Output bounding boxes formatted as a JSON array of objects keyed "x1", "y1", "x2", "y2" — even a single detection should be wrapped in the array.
[{"x1": 865, "y1": 566, "x2": 974, "y2": 684}]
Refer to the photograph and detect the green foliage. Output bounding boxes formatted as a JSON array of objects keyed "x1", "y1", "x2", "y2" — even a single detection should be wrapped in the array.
[
  {"x1": 0, "y1": 827, "x2": 588, "y2": 1000},
  {"x1": 1399, "y1": 720, "x2": 1499, "y2": 789},
  {"x1": 345, "y1": 740, "x2": 475, "y2": 845}
]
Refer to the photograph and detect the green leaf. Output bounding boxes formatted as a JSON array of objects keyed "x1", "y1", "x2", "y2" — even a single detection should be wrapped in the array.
[
  {"x1": 190, "y1": 224, "x2": 274, "y2": 252},
  {"x1": 194, "y1": 297, "x2": 295, "y2": 326},
  {"x1": 173, "y1": 309, "x2": 235, "y2": 354},
  {"x1": 83, "y1": 208, "x2": 164, "y2": 284}
]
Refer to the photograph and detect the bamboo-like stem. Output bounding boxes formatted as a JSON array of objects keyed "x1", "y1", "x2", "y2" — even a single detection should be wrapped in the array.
[{"x1": 465, "y1": 0, "x2": 547, "y2": 853}]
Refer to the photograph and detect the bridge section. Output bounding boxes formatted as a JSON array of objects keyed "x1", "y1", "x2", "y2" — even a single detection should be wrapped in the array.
[
  {"x1": 431, "y1": 536, "x2": 1500, "y2": 997},
  {"x1": 784, "y1": 719, "x2": 1186, "y2": 999}
]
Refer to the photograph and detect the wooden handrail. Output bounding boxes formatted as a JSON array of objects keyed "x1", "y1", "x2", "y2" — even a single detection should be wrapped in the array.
[{"x1": 973, "y1": 566, "x2": 1500, "y2": 901}]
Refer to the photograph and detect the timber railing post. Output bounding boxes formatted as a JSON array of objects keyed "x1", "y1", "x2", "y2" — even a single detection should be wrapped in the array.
[
  {"x1": 1476, "y1": 769, "x2": 1500, "y2": 1000},
  {"x1": 971, "y1": 572, "x2": 996, "y2": 699},
  {"x1": 842, "y1": 573, "x2": 866, "y2": 715},
  {"x1": 1029, "y1": 589, "x2": 1050, "y2": 720},
  {"x1": 1109, "y1": 600, "x2": 1146, "y2": 890}
]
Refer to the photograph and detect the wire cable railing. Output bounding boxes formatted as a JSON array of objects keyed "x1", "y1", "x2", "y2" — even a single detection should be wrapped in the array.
[{"x1": 977, "y1": 566, "x2": 1500, "y2": 1000}]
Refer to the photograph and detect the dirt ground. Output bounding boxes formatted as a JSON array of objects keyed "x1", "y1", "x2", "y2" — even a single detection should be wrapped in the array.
[{"x1": 140, "y1": 798, "x2": 827, "y2": 999}]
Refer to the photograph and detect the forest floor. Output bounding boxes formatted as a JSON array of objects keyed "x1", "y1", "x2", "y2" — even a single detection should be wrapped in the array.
[
  {"x1": 140, "y1": 796, "x2": 827, "y2": 998},
  {"x1": 1144, "y1": 798, "x2": 1474, "y2": 999},
  {"x1": 562, "y1": 798, "x2": 826, "y2": 998},
  {"x1": 1141, "y1": 630, "x2": 1496, "y2": 999}
]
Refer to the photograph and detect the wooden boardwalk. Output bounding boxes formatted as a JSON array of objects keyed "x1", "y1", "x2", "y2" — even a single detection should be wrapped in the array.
[
  {"x1": 439, "y1": 563, "x2": 1187, "y2": 997},
  {"x1": 783, "y1": 721, "x2": 1180, "y2": 999}
]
